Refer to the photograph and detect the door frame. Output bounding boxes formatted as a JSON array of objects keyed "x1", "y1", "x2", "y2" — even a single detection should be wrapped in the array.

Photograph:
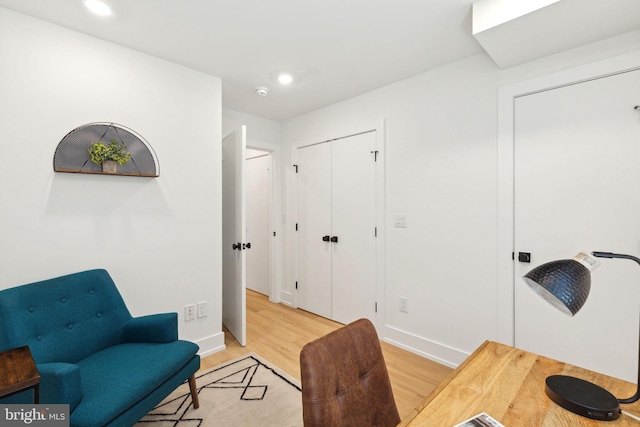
[
  {"x1": 291, "y1": 119, "x2": 386, "y2": 330},
  {"x1": 497, "y1": 51, "x2": 640, "y2": 345},
  {"x1": 246, "y1": 138, "x2": 282, "y2": 304}
]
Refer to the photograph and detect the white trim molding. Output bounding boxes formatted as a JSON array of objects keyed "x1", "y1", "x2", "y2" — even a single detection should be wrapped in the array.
[
  {"x1": 245, "y1": 139, "x2": 282, "y2": 305},
  {"x1": 382, "y1": 325, "x2": 468, "y2": 369}
]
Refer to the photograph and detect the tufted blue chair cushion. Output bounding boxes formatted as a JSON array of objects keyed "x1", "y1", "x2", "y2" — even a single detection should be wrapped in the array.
[
  {"x1": 0, "y1": 269, "x2": 131, "y2": 363},
  {"x1": 0, "y1": 269, "x2": 200, "y2": 427}
]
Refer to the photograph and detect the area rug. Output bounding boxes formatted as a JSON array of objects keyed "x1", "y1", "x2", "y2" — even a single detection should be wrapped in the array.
[{"x1": 135, "y1": 353, "x2": 303, "y2": 427}]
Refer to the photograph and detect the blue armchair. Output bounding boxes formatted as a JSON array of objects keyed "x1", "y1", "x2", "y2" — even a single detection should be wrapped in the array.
[{"x1": 0, "y1": 269, "x2": 200, "y2": 427}]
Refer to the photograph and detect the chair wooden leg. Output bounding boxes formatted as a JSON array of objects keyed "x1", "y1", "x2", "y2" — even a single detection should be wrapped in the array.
[{"x1": 188, "y1": 374, "x2": 200, "y2": 409}]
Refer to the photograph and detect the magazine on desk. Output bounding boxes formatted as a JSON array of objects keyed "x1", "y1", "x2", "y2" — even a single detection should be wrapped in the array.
[{"x1": 453, "y1": 412, "x2": 505, "y2": 427}]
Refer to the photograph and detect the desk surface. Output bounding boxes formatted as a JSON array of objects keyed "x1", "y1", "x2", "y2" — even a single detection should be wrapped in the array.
[{"x1": 400, "y1": 341, "x2": 640, "y2": 426}]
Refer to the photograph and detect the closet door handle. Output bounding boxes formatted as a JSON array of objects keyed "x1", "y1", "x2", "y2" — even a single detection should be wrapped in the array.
[
  {"x1": 232, "y1": 242, "x2": 241, "y2": 251},
  {"x1": 330, "y1": 236, "x2": 338, "y2": 243},
  {"x1": 322, "y1": 235, "x2": 330, "y2": 242},
  {"x1": 243, "y1": 242, "x2": 252, "y2": 250}
]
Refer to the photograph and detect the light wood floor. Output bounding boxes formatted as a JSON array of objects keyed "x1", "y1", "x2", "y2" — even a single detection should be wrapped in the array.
[{"x1": 199, "y1": 289, "x2": 452, "y2": 419}]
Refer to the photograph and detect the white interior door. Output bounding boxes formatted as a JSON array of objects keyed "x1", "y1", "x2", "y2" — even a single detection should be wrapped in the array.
[
  {"x1": 514, "y1": 69, "x2": 640, "y2": 382},
  {"x1": 222, "y1": 126, "x2": 247, "y2": 346},
  {"x1": 296, "y1": 142, "x2": 332, "y2": 319},
  {"x1": 296, "y1": 132, "x2": 378, "y2": 324},
  {"x1": 331, "y1": 132, "x2": 377, "y2": 324},
  {"x1": 246, "y1": 151, "x2": 271, "y2": 296}
]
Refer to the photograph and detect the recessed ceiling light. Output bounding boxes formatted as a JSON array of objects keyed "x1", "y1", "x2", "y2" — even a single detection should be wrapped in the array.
[
  {"x1": 255, "y1": 87, "x2": 269, "y2": 96},
  {"x1": 84, "y1": 0, "x2": 112, "y2": 16},
  {"x1": 278, "y1": 74, "x2": 293, "y2": 85}
]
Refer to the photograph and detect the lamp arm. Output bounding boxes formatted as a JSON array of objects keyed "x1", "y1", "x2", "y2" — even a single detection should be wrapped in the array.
[
  {"x1": 592, "y1": 252, "x2": 640, "y2": 264},
  {"x1": 592, "y1": 251, "x2": 640, "y2": 403}
]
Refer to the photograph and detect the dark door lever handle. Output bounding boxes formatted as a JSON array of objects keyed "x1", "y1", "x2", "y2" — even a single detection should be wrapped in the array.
[
  {"x1": 322, "y1": 235, "x2": 330, "y2": 242},
  {"x1": 243, "y1": 242, "x2": 251, "y2": 250},
  {"x1": 232, "y1": 242, "x2": 241, "y2": 250},
  {"x1": 330, "y1": 236, "x2": 338, "y2": 243}
]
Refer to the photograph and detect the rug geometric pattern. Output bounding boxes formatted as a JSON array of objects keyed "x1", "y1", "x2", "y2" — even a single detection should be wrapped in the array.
[{"x1": 135, "y1": 353, "x2": 303, "y2": 427}]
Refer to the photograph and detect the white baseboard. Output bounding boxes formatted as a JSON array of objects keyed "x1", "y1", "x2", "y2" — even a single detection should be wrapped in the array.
[
  {"x1": 195, "y1": 331, "x2": 226, "y2": 358},
  {"x1": 381, "y1": 325, "x2": 470, "y2": 369}
]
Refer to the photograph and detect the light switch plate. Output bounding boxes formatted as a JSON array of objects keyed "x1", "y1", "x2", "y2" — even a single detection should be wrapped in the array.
[
  {"x1": 197, "y1": 301, "x2": 207, "y2": 318},
  {"x1": 394, "y1": 213, "x2": 407, "y2": 228}
]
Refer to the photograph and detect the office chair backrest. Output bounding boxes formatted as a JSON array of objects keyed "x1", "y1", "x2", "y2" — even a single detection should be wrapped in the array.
[{"x1": 299, "y1": 318, "x2": 400, "y2": 427}]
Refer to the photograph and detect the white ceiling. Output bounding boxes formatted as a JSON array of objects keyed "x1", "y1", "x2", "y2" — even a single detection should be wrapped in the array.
[
  {"x1": 0, "y1": 0, "x2": 638, "y2": 121},
  {"x1": 0, "y1": 0, "x2": 486, "y2": 121}
]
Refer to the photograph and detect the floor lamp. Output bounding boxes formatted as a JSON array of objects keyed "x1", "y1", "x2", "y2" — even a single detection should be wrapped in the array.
[{"x1": 523, "y1": 251, "x2": 640, "y2": 421}]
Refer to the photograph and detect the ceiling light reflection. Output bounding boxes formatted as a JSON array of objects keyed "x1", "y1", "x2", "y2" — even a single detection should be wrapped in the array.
[
  {"x1": 278, "y1": 74, "x2": 293, "y2": 85},
  {"x1": 84, "y1": 0, "x2": 112, "y2": 16}
]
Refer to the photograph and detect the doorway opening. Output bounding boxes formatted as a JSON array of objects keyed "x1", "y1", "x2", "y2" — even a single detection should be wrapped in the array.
[
  {"x1": 246, "y1": 148, "x2": 272, "y2": 297},
  {"x1": 222, "y1": 126, "x2": 282, "y2": 348}
]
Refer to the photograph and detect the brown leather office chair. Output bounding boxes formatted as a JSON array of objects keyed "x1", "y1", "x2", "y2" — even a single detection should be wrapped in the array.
[{"x1": 299, "y1": 318, "x2": 400, "y2": 427}]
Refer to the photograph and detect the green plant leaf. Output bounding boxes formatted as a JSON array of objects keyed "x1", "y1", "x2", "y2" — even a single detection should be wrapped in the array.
[{"x1": 88, "y1": 138, "x2": 132, "y2": 166}]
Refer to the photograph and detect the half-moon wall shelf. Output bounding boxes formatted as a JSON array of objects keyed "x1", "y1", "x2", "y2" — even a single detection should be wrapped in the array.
[{"x1": 54, "y1": 123, "x2": 159, "y2": 177}]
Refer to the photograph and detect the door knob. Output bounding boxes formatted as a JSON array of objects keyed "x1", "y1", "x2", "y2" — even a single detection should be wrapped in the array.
[
  {"x1": 232, "y1": 242, "x2": 241, "y2": 250},
  {"x1": 322, "y1": 235, "x2": 330, "y2": 242},
  {"x1": 330, "y1": 236, "x2": 338, "y2": 243},
  {"x1": 243, "y1": 242, "x2": 251, "y2": 250}
]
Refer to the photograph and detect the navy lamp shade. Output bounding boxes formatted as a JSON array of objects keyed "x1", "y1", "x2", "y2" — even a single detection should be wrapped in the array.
[
  {"x1": 523, "y1": 251, "x2": 640, "y2": 421},
  {"x1": 523, "y1": 251, "x2": 599, "y2": 316}
]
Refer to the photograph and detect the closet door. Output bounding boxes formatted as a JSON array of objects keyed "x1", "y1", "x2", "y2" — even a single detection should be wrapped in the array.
[
  {"x1": 331, "y1": 132, "x2": 377, "y2": 324},
  {"x1": 514, "y1": 69, "x2": 640, "y2": 382},
  {"x1": 296, "y1": 142, "x2": 332, "y2": 318}
]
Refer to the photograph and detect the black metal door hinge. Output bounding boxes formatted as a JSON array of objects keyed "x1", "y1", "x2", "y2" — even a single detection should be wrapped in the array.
[{"x1": 295, "y1": 281, "x2": 298, "y2": 290}]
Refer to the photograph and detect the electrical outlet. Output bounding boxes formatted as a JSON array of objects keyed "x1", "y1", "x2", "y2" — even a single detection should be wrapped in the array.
[
  {"x1": 399, "y1": 297, "x2": 408, "y2": 313},
  {"x1": 197, "y1": 301, "x2": 207, "y2": 318},
  {"x1": 185, "y1": 304, "x2": 195, "y2": 321}
]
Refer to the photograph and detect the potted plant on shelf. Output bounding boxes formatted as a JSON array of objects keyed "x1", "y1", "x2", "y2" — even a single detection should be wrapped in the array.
[{"x1": 88, "y1": 138, "x2": 132, "y2": 174}]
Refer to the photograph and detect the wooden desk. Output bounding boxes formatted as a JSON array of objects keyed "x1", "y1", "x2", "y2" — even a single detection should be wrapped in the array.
[
  {"x1": 400, "y1": 341, "x2": 640, "y2": 426},
  {"x1": 0, "y1": 346, "x2": 40, "y2": 403}
]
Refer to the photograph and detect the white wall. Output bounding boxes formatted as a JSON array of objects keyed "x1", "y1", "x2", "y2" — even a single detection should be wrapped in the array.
[
  {"x1": 222, "y1": 108, "x2": 280, "y2": 145},
  {"x1": 0, "y1": 8, "x2": 224, "y2": 356},
  {"x1": 281, "y1": 30, "x2": 640, "y2": 367}
]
